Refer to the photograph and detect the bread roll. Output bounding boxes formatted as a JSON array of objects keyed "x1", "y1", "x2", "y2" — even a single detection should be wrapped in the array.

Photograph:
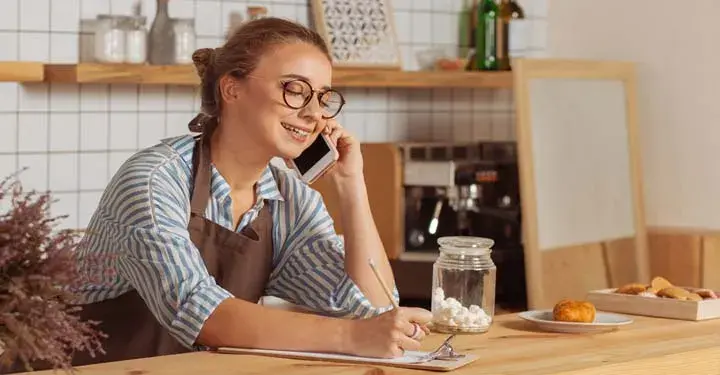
[
  {"x1": 553, "y1": 299, "x2": 596, "y2": 323},
  {"x1": 696, "y1": 289, "x2": 718, "y2": 299},
  {"x1": 657, "y1": 286, "x2": 691, "y2": 300},
  {"x1": 616, "y1": 283, "x2": 648, "y2": 295},
  {"x1": 650, "y1": 276, "x2": 673, "y2": 290}
]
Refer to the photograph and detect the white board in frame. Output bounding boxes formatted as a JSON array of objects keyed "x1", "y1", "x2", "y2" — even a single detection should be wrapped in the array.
[
  {"x1": 310, "y1": 0, "x2": 402, "y2": 69},
  {"x1": 513, "y1": 58, "x2": 650, "y2": 309}
]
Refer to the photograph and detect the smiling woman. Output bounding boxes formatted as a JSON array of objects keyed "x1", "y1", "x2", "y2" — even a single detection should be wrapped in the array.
[{"x1": 4, "y1": 17, "x2": 433, "y2": 373}]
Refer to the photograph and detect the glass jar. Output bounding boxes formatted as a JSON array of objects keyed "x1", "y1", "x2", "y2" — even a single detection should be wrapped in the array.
[
  {"x1": 247, "y1": 6, "x2": 268, "y2": 21},
  {"x1": 173, "y1": 18, "x2": 196, "y2": 64},
  {"x1": 94, "y1": 15, "x2": 126, "y2": 63},
  {"x1": 431, "y1": 236, "x2": 496, "y2": 334},
  {"x1": 125, "y1": 15, "x2": 147, "y2": 64}
]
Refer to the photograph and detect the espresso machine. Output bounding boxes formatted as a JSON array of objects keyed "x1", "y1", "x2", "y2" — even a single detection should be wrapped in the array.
[{"x1": 400, "y1": 142, "x2": 527, "y2": 311}]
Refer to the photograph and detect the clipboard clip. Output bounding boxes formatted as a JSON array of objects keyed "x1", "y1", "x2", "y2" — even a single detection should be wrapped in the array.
[{"x1": 417, "y1": 334, "x2": 466, "y2": 363}]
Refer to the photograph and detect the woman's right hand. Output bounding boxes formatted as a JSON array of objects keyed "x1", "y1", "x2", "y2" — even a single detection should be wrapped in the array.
[{"x1": 346, "y1": 307, "x2": 433, "y2": 358}]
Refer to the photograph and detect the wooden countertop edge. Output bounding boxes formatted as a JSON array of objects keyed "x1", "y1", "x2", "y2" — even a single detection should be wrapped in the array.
[{"x1": 14, "y1": 314, "x2": 720, "y2": 375}]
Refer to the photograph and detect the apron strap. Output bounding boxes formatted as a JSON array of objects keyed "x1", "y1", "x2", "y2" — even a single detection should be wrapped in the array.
[{"x1": 190, "y1": 131, "x2": 213, "y2": 217}]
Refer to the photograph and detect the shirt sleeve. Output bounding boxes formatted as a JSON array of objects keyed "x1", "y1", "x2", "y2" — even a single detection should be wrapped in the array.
[
  {"x1": 92, "y1": 158, "x2": 232, "y2": 348},
  {"x1": 265, "y1": 186, "x2": 400, "y2": 319}
]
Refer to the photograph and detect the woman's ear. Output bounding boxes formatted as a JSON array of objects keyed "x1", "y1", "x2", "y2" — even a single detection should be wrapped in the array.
[{"x1": 218, "y1": 75, "x2": 241, "y2": 103}]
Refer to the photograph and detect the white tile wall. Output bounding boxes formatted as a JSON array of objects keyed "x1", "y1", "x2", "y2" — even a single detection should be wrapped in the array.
[{"x1": 0, "y1": 0, "x2": 547, "y2": 229}]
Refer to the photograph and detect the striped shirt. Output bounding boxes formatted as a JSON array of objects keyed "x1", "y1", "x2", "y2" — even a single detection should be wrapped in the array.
[{"x1": 74, "y1": 134, "x2": 399, "y2": 348}]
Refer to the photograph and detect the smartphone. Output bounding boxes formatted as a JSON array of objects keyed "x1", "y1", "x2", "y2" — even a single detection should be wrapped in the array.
[{"x1": 287, "y1": 133, "x2": 339, "y2": 184}]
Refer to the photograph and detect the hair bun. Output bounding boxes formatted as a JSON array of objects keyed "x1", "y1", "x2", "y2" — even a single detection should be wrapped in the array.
[{"x1": 192, "y1": 48, "x2": 216, "y2": 78}]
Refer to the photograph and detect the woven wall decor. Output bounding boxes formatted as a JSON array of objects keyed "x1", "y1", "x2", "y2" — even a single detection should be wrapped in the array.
[{"x1": 311, "y1": 0, "x2": 402, "y2": 69}]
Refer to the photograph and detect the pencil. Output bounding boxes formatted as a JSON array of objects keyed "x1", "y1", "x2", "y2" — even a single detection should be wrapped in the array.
[{"x1": 368, "y1": 258, "x2": 400, "y2": 309}]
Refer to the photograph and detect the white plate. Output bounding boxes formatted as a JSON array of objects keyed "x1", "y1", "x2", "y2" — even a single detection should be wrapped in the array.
[{"x1": 518, "y1": 310, "x2": 633, "y2": 333}]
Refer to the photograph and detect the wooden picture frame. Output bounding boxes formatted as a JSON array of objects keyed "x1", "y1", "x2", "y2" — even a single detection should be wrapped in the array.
[
  {"x1": 310, "y1": 0, "x2": 402, "y2": 70},
  {"x1": 513, "y1": 58, "x2": 650, "y2": 310}
]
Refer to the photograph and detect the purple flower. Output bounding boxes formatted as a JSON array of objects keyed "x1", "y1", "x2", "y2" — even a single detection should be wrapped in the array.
[{"x1": 0, "y1": 172, "x2": 106, "y2": 373}]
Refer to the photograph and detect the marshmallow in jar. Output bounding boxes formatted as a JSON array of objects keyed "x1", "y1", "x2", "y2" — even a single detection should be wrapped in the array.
[{"x1": 431, "y1": 236, "x2": 496, "y2": 333}]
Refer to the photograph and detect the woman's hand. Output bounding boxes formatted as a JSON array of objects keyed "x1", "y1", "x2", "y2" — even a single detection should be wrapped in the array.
[
  {"x1": 345, "y1": 307, "x2": 433, "y2": 358},
  {"x1": 322, "y1": 119, "x2": 363, "y2": 183}
]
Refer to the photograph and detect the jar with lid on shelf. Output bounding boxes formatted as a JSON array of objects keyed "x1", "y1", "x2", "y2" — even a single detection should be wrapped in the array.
[
  {"x1": 431, "y1": 236, "x2": 496, "y2": 334},
  {"x1": 125, "y1": 15, "x2": 147, "y2": 64},
  {"x1": 173, "y1": 18, "x2": 196, "y2": 64},
  {"x1": 94, "y1": 15, "x2": 127, "y2": 63}
]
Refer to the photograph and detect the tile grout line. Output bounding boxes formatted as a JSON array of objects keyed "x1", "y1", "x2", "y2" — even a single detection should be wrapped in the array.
[
  {"x1": 76, "y1": 89, "x2": 83, "y2": 228},
  {"x1": 101, "y1": 82, "x2": 111, "y2": 225},
  {"x1": 44, "y1": 0, "x2": 51, "y2": 193},
  {"x1": 14, "y1": 0, "x2": 20, "y2": 175},
  {"x1": 135, "y1": 84, "x2": 141, "y2": 151}
]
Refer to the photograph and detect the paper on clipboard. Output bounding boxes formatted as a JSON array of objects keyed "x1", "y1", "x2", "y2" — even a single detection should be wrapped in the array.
[{"x1": 216, "y1": 346, "x2": 479, "y2": 372}]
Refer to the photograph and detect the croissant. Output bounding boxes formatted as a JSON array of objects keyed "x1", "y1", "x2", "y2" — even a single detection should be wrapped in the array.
[{"x1": 553, "y1": 299, "x2": 596, "y2": 323}]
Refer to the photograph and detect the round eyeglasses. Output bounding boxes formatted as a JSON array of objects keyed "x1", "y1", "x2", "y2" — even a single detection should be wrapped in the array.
[{"x1": 281, "y1": 79, "x2": 345, "y2": 119}]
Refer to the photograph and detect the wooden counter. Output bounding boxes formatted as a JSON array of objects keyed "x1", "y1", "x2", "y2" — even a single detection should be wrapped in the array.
[{"x1": 19, "y1": 313, "x2": 720, "y2": 375}]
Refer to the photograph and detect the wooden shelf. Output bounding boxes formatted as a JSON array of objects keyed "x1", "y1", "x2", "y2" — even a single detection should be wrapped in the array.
[
  {"x1": 0, "y1": 62, "x2": 45, "y2": 82},
  {"x1": 332, "y1": 68, "x2": 512, "y2": 88},
  {"x1": 43, "y1": 63, "x2": 513, "y2": 89},
  {"x1": 44, "y1": 63, "x2": 199, "y2": 85}
]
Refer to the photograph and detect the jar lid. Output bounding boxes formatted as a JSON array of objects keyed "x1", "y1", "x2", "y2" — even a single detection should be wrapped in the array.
[
  {"x1": 129, "y1": 15, "x2": 146, "y2": 26},
  {"x1": 248, "y1": 6, "x2": 268, "y2": 16},
  {"x1": 437, "y1": 236, "x2": 494, "y2": 255},
  {"x1": 173, "y1": 18, "x2": 195, "y2": 25}
]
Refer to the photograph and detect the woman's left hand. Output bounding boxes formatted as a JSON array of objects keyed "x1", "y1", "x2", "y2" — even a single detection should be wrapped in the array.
[{"x1": 322, "y1": 119, "x2": 363, "y2": 182}]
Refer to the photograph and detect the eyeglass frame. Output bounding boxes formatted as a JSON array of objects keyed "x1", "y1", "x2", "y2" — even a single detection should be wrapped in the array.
[
  {"x1": 279, "y1": 78, "x2": 346, "y2": 119},
  {"x1": 229, "y1": 71, "x2": 346, "y2": 119}
]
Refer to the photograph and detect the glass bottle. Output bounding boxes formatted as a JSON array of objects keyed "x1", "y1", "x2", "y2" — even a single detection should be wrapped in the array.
[
  {"x1": 474, "y1": 0, "x2": 499, "y2": 71},
  {"x1": 431, "y1": 236, "x2": 497, "y2": 334},
  {"x1": 173, "y1": 18, "x2": 196, "y2": 64},
  {"x1": 497, "y1": 0, "x2": 526, "y2": 70},
  {"x1": 148, "y1": 0, "x2": 175, "y2": 65},
  {"x1": 225, "y1": 11, "x2": 244, "y2": 40},
  {"x1": 458, "y1": 0, "x2": 474, "y2": 65}
]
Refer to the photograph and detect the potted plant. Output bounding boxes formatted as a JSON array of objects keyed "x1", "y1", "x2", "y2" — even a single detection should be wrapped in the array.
[{"x1": 0, "y1": 172, "x2": 106, "y2": 373}]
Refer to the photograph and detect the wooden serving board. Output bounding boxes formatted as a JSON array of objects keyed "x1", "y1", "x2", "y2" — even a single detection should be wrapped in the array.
[
  {"x1": 586, "y1": 288, "x2": 720, "y2": 321},
  {"x1": 215, "y1": 347, "x2": 479, "y2": 372}
]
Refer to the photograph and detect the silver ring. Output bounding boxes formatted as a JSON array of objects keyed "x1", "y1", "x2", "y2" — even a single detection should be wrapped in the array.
[{"x1": 410, "y1": 323, "x2": 421, "y2": 339}]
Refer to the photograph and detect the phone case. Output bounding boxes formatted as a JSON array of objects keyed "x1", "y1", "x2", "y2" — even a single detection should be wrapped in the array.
[{"x1": 286, "y1": 134, "x2": 339, "y2": 184}]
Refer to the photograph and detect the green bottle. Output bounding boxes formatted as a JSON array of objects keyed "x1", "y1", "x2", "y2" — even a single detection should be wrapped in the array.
[
  {"x1": 458, "y1": 0, "x2": 473, "y2": 61},
  {"x1": 474, "y1": 0, "x2": 499, "y2": 71}
]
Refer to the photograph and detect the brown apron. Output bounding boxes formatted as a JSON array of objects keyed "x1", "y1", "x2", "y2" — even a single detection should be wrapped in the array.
[{"x1": 8, "y1": 131, "x2": 275, "y2": 372}]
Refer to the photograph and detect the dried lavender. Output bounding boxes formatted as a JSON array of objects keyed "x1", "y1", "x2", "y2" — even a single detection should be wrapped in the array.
[{"x1": 0, "y1": 172, "x2": 106, "y2": 373}]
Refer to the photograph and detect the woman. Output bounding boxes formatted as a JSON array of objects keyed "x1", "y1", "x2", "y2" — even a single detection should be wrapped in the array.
[{"x1": 69, "y1": 17, "x2": 432, "y2": 366}]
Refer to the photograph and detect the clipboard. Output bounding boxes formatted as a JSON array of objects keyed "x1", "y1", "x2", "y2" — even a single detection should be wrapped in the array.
[{"x1": 215, "y1": 346, "x2": 478, "y2": 372}]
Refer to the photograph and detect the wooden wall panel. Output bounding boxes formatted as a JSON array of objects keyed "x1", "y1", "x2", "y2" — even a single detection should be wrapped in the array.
[
  {"x1": 312, "y1": 143, "x2": 404, "y2": 259},
  {"x1": 537, "y1": 236, "x2": 639, "y2": 308},
  {"x1": 603, "y1": 237, "x2": 642, "y2": 287},
  {"x1": 540, "y1": 243, "x2": 609, "y2": 307},
  {"x1": 536, "y1": 230, "x2": 720, "y2": 309},
  {"x1": 647, "y1": 232, "x2": 701, "y2": 287},
  {"x1": 701, "y1": 235, "x2": 720, "y2": 290}
]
